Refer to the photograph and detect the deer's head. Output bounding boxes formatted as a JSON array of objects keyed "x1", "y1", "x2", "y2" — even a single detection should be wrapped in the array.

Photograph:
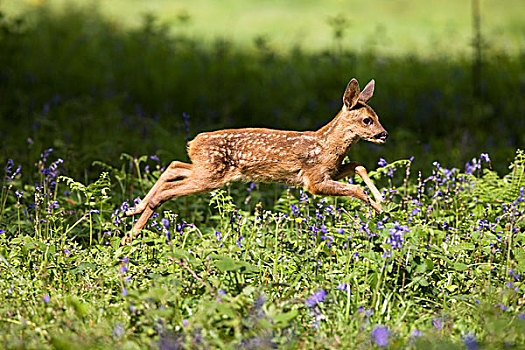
[{"x1": 341, "y1": 78, "x2": 388, "y2": 145}]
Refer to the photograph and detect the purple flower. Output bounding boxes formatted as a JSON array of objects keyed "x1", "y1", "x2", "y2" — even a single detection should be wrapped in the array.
[
  {"x1": 371, "y1": 326, "x2": 389, "y2": 348},
  {"x1": 432, "y1": 317, "x2": 443, "y2": 329},
  {"x1": 337, "y1": 282, "x2": 350, "y2": 292},
  {"x1": 386, "y1": 222, "x2": 409, "y2": 250},
  {"x1": 15, "y1": 190, "x2": 23, "y2": 199},
  {"x1": 411, "y1": 329, "x2": 423, "y2": 337},
  {"x1": 62, "y1": 249, "x2": 71, "y2": 255},
  {"x1": 518, "y1": 313, "x2": 525, "y2": 320},
  {"x1": 161, "y1": 218, "x2": 169, "y2": 230},
  {"x1": 120, "y1": 201, "x2": 129, "y2": 213},
  {"x1": 305, "y1": 289, "x2": 327, "y2": 308},
  {"x1": 480, "y1": 153, "x2": 490, "y2": 163},
  {"x1": 182, "y1": 319, "x2": 188, "y2": 327},
  {"x1": 43, "y1": 295, "x2": 50, "y2": 303},
  {"x1": 150, "y1": 155, "x2": 160, "y2": 163},
  {"x1": 462, "y1": 333, "x2": 478, "y2": 350},
  {"x1": 122, "y1": 287, "x2": 128, "y2": 296},
  {"x1": 378, "y1": 158, "x2": 389, "y2": 167}
]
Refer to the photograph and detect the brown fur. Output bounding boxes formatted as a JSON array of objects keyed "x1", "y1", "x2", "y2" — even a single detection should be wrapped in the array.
[{"x1": 122, "y1": 78, "x2": 388, "y2": 244}]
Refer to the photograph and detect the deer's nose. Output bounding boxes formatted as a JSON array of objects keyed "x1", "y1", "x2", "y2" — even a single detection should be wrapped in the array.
[{"x1": 374, "y1": 131, "x2": 389, "y2": 142}]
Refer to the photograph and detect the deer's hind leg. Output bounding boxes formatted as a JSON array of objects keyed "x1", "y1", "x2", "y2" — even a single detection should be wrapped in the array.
[
  {"x1": 125, "y1": 161, "x2": 192, "y2": 216},
  {"x1": 122, "y1": 171, "x2": 227, "y2": 245}
]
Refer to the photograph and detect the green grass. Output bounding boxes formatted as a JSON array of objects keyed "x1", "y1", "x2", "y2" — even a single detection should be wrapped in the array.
[
  {"x1": 0, "y1": 146, "x2": 523, "y2": 348},
  {"x1": 0, "y1": 4, "x2": 524, "y2": 347},
  {"x1": 2, "y1": 0, "x2": 524, "y2": 56}
]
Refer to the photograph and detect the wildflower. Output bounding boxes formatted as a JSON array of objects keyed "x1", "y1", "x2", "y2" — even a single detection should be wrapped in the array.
[
  {"x1": 305, "y1": 289, "x2": 327, "y2": 308},
  {"x1": 357, "y1": 306, "x2": 365, "y2": 313},
  {"x1": 182, "y1": 319, "x2": 188, "y2": 327},
  {"x1": 122, "y1": 287, "x2": 128, "y2": 296},
  {"x1": 462, "y1": 333, "x2": 478, "y2": 350},
  {"x1": 336, "y1": 227, "x2": 344, "y2": 235},
  {"x1": 518, "y1": 313, "x2": 525, "y2": 320},
  {"x1": 237, "y1": 233, "x2": 244, "y2": 248},
  {"x1": 432, "y1": 317, "x2": 443, "y2": 329},
  {"x1": 43, "y1": 295, "x2": 50, "y2": 303},
  {"x1": 337, "y1": 282, "x2": 350, "y2": 292},
  {"x1": 378, "y1": 158, "x2": 388, "y2": 167},
  {"x1": 215, "y1": 231, "x2": 223, "y2": 244},
  {"x1": 150, "y1": 155, "x2": 160, "y2": 163},
  {"x1": 480, "y1": 153, "x2": 490, "y2": 163},
  {"x1": 386, "y1": 222, "x2": 409, "y2": 250},
  {"x1": 371, "y1": 326, "x2": 389, "y2": 348},
  {"x1": 8, "y1": 284, "x2": 14, "y2": 294},
  {"x1": 161, "y1": 218, "x2": 169, "y2": 230},
  {"x1": 62, "y1": 249, "x2": 71, "y2": 255},
  {"x1": 411, "y1": 329, "x2": 423, "y2": 337},
  {"x1": 15, "y1": 190, "x2": 23, "y2": 199},
  {"x1": 120, "y1": 201, "x2": 130, "y2": 213}
]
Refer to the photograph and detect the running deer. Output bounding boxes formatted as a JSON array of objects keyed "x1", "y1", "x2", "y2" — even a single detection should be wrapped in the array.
[{"x1": 122, "y1": 78, "x2": 388, "y2": 244}]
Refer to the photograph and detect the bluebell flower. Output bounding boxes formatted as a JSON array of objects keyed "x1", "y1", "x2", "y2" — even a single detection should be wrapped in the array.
[
  {"x1": 378, "y1": 158, "x2": 388, "y2": 167},
  {"x1": 480, "y1": 153, "x2": 490, "y2": 163},
  {"x1": 371, "y1": 326, "x2": 389, "y2": 348},
  {"x1": 43, "y1": 295, "x2": 50, "y2": 303},
  {"x1": 432, "y1": 317, "x2": 443, "y2": 329},
  {"x1": 150, "y1": 155, "x2": 160, "y2": 163},
  {"x1": 305, "y1": 289, "x2": 327, "y2": 308},
  {"x1": 386, "y1": 222, "x2": 409, "y2": 250},
  {"x1": 462, "y1": 333, "x2": 478, "y2": 350},
  {"x1": 122, "y1": 287, "x2": 128, "y2": 296},
  {"x1": 337, "y1": 282, "x2": 350, "y2": 292},
  {"x1": 411, "y1": 329, "x2": 423, "y2": 337},
  {"x1": 161, "y1": 218, "x2": 169, "y2": 230}
]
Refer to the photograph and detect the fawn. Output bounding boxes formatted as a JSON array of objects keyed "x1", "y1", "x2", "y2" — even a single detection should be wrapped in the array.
[{"x1": 122, "y1": 78, "x2": 388, "y2": 244}]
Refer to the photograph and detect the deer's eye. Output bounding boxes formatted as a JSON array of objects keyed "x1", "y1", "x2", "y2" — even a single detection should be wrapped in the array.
[{"x1": 363, "y1": 118, "x2": 373, "y2": 126}]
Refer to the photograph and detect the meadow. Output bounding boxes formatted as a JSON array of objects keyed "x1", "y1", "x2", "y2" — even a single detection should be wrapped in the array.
[{"x1": 0, "y1": 1, "x2": 524, "y2": 349}]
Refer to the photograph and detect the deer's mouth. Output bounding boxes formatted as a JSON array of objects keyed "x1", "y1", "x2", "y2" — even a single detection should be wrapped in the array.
[{"x1": 371, "y1": 131, "x2": 388, "y2": 144}]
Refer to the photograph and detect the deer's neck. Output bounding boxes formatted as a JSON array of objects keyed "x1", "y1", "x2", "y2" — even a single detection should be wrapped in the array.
[{"x1": 316, "y1": 109, "x2": 360, "y2": 157}]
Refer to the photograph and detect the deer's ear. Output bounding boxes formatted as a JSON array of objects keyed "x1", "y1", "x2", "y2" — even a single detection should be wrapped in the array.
[
  {"x1": 359, "y1": 79, "x2": 375, "y2": 103},
  {"x1": 343, "y1": 78, "x2": 360, "y2": 109}
]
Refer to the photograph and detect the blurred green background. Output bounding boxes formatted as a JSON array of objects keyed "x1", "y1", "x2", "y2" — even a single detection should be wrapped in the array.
[{"x1": 0, "y1": 0, "x2": 524, "y2": 177}]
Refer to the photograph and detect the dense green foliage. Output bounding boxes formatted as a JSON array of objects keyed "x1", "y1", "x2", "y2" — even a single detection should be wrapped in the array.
[
  {"x1": 0, "y1": 5, "x2": 524, "y2": 178},
  {"x1": 0, "y1": 148, "x2": 524, "y2": 348},
  {"x1": 0, "y1": 3, "x2": 524, "y2": 349}
]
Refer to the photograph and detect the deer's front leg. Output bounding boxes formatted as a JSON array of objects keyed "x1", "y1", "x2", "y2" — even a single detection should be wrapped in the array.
[
  {"x1": 334, "y1": 162, "x2": 384, "y2": 206},
  {"x1": 307, "y1": 177, "x2": 382, "y2": 213}
]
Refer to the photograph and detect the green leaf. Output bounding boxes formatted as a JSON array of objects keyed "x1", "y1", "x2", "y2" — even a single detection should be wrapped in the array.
[
  {"x1": 453, "y1": 262, "x2": 468, "y2": 271},
  {"x1": 274, "y1": 309, "x2": 298, "y2": 326}
]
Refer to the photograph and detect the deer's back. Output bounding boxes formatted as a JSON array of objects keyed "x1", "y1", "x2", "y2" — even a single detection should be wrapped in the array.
[{"x1": 187, "y1": 128, "x2": 323, "y2": 185}]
